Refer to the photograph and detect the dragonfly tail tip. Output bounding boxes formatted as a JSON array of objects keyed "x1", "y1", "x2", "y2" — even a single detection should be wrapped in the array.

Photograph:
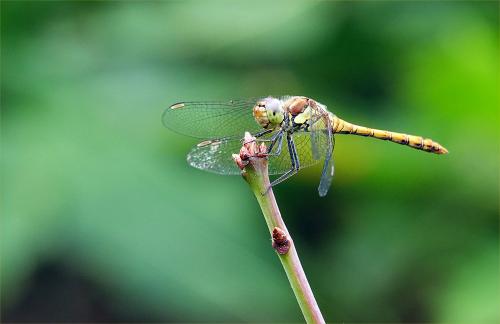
[{"x1": 440, "y1": 147, "x2": 449, "y2": 154}]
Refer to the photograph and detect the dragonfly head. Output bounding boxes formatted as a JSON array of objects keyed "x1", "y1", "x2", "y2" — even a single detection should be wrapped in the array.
[{"x1": 253, "y1": 97, "x2": 285, "y2": 129}]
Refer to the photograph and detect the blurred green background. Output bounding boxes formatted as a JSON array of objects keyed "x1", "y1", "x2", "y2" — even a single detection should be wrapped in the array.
[{"x1": 1, "y1": 1, "x2": 498, "y2": 322}]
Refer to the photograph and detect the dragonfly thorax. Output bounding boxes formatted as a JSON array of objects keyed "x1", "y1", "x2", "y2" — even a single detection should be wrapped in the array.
[
  {"x1": 282, "y1": 96, "x2": 317, "y2": 129},
  {"x1": 283, "y1": 96, "x2": 310, "y2": 116},
  {"x1": 252, "y1": 97, "x2": 285, "y2": 129}
]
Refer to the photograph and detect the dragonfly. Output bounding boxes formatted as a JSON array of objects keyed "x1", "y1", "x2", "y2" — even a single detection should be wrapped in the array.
[{"x1": 163, "y1": 96, "x2": 448, "y2": 197}]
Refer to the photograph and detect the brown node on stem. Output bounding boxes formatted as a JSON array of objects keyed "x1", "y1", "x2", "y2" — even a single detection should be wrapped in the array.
[
  {"x1": 232, "y1": 132, "x2": 267, "y2": 170},
  {"x1": 272, "y1": 227, "x2": 290, "y2": 255}
]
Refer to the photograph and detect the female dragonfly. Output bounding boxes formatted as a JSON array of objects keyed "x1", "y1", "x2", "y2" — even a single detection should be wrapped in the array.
[{"x1": 163, "y1": 96, "x2": 448, "y2": 197}]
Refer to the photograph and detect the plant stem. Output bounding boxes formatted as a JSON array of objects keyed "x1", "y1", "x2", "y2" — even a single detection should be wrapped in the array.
[{"x1": 241, "y1": 155, "x2": 325, "y2": 324}]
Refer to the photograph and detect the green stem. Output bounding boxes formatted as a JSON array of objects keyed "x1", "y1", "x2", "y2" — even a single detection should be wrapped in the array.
[{"x1": 242, "y1": 157, "x2": 325, "y2": 324}]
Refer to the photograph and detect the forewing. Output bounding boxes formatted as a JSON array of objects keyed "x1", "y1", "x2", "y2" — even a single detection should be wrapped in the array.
[{"x1": 163, "y1": 99, "x2": 263, "y2": 139}]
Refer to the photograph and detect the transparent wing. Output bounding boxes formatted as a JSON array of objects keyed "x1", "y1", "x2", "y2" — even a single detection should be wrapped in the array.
[
  {"x1": 318, "y1": 133, "x2": 335, "y2": 197},
  {"x1": 307, "y1": 104, "x2": 335, "y2": 196},
  {"x1": 186, "y1": 131, "x2": 329, "y2": 176},
  {"x1": 163, "y1": 98, "x2": 264, "y2": 139},
  {"x1": 267, "y1": 130, "x2": 328, "y2": 175},
  {"x1": 187, "y1": 139, "x2": 246, "y2": 175},
  {"x1": 309, "y1": 105, "x2": 330, "y2": 160}
]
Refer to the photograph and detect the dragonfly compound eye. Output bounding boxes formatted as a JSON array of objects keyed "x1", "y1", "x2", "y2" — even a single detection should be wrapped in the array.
[{"x1": 253, "y1": 97, "x2": 284, "y2": 129}]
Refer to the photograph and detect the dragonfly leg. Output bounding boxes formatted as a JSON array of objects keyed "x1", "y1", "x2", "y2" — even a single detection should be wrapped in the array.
[
  {"x1": 253, "y1": 128, "x2": 273, "y2": 139},
  {"x1": 266, "y1": 130, "x2": 284, "y2": 156},
  {"x1": 257, "y1": 129, "x2": 281, "y2": 144},
  {"x1": 243, "y1": 129, "x2": 273, "y2": 145},
  {"x1": 266, "y1": 133, "x2": 300, "y2": 193}
]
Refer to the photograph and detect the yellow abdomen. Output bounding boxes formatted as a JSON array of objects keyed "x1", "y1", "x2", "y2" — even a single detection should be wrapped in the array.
[{"x1": 331, "y1": 115, "x2": 448, "y2": 154}]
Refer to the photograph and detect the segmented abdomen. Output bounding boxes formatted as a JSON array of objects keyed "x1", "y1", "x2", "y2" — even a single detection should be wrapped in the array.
[{"x1": 331, "y1": 115, "x2": 448, "y2": 154}]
